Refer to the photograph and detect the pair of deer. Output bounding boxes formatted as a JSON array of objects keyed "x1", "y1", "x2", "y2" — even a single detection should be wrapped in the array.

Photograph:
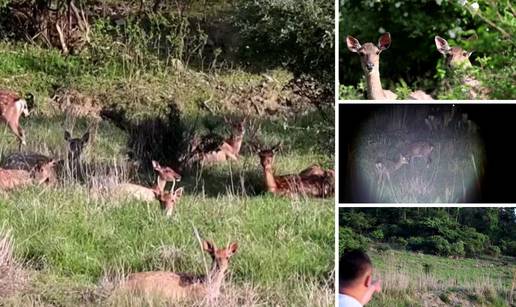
[
  {"x1": 346, "y1": 33, "x2": 479, "y2": 100},
  {"x1": 375, "y1": 141, "x2": 434, "y2": 184}
]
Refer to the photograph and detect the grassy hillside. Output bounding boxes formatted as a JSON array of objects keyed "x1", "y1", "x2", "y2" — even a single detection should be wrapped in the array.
[
  {"x1": 0, "y1": 15, "x2": 334, "y2": 306},
  {"x1": 367, "y1": 248, "x2": 515, "y2": 307}
]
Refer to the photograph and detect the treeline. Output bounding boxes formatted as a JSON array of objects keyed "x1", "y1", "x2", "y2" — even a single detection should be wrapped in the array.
[
  {"x1": 339, "y1": 208, "x2": 516, "y2": 258},
  {"x1": 0, "y1": 0, "x2": 333, "y2": 83}
]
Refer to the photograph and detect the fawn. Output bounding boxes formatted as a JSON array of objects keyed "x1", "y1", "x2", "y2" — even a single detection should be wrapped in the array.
[
  {"x1": 257, "y1": 144, "x2": 334, "y2": 198},
  {"x1": 154, "y1": 185, "x2": 184, "y2": 217},
  {"x1": 0, "y1": 90, "x2": 34, "y2": 149},
  {"x1": 191, "y1": 117, "x2": 246, "y2": 165},
  {"x1": 122, "y1": 240, "x2": 238, "y2": 301},
  {"x1": 403, "y1": 142, "x2": 434, "y2": 167},
  {"x1": 0, "y1": 159, "x2": 56, "y2": 190},
  {"x1": 375, "y1": 154, "x2": 408, "y2": 184},
  {"x1": 108, "y1": 160, "x2": 181, "y2": 203},
  {"x1": 434, "y1": 36, "x2": 488, "y2": 99},
  {"x1": 346, "y1": 33, "x2": 433, "y2": 100}
]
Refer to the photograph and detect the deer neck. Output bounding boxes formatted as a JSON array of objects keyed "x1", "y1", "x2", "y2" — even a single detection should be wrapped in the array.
[
  {"x1": 262, "y1": 165, "x2": 277, "y2": 192},
  {"x1": 206, "y1": 263, "x2": 228, "y2": 296},
  {"x1": 154, "y1": 176, "x2": 166, "y2": 192},
  {"x1": 365, "y1": 70, "x2": 386, "y2": 100}
]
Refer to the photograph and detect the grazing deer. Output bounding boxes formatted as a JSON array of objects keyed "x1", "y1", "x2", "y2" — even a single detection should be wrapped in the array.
[
  {"x1": 375, "y1": 154, "x2": 408, "y2": 184},
  {"x1": 257, "y1": 144, "x2": 334, "y2": 198},
  {"x1": 191, "y1": 117, "x2": 246, "y2": 165},
  {"x1": 122, "y1": 240, "x2": 238, "y2": 301},
  {"x1": 154, "y1": 185, "x2": 184, "y2": 217},
  {"x1": 108, "y1": 161, "x2": 181, "y2": 203},
  {"x1": 0, "y1": 159, "x2": 56, "y2": 190},
  {"x1": 0, "y1": 91, "x2": 34, "y2": 149},
  {"x1": 434, "y1": 36, "x2": 488, "y2": 99},
  {"x1": 404, "y1": 142, "x2": 434, "y2": 167},
  {"x1": 346, "y1": 33, "x2": 433, "y2": 100}
]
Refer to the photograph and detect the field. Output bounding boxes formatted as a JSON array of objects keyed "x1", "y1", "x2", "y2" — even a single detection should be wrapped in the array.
[
  {"x1": 0, "y1": 35, "x2": 335, "y2": 307},
  {"x1": 367, "y1": 248, "x2": 515, "y2": 307},
  {"x1": 349, "y1": 106, "x2": 484, "y2": 203}
]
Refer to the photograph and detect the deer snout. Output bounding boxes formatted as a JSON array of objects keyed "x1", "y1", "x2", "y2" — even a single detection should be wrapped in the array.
[{"x1": 366, "y1": 62, "x2": 374, "y2": 72}]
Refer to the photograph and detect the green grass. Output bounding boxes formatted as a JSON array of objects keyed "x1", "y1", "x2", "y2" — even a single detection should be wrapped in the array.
[{"x1": 366, "y1": 249, "x2": 514, "y2": 307}]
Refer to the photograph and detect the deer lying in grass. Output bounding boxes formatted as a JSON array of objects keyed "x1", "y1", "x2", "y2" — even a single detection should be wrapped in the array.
[
  {"x1": 0, "y1": 160, "x2": 57, "y2": 191},
  {"x1": 154, "y1": 185, "x2": 184, "y2": 217},
  {"x1": 189, "y1": 117, "x2": 246, "y2": 165},
  {"x1": 106, "y1": 161, "x2": 181, "y2": 203},
  {"x1": 434, "y1": 36, "x2": 489, "y2": 99},
  {"x1": 121, "y1": 240, "x2": 238, "y2": 301},
  {"x1": 256, "y1": 143, "x2": 334, "y2": 198},
  {"x1": 2, "y1": 129, "x2": 91, "y2": 183},
  {"x1": 346, "y1": 33, "x2": 433, "y2": 100},
  {"x1": 0, "y1": 90, "x2": 34, "y2": 149}
]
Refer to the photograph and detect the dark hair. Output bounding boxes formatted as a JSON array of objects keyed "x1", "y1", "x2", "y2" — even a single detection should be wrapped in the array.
[{"x1": 339, "y1": 250, "x2": 372, "y2": 288}]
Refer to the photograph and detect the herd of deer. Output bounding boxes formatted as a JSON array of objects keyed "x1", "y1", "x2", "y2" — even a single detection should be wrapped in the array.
[
  {"x1": 346, "y1": 33, "x2": 486, "y2": 99},
  {"x1": 0, "y1": 89, "x2": 334, "y2": 301}
]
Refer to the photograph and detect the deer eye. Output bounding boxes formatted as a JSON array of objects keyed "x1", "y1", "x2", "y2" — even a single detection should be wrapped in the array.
[
  {"x1": 462, "y1": 52, "x2": 468, "y2": 57},
  {"x1": 376, "y1": 51, "x2": 380, "y2": 55}
]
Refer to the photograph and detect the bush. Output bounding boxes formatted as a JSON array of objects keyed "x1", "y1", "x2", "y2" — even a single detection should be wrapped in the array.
[
  {"x1": 426, "y1": 235, "x2": 451, "y2": 256},
  {"x1": 371, "y1": 229, "x2": 384, "y2": 241},
  {"x1": 233, "y1": 0, "x2": 334, "y2": 83},
  {"x1": 339, "y1": 227, "x2": 370, "y2": 255},
  {"x1": 450, "y1": 241, "x2": 465, "y2": 257}
]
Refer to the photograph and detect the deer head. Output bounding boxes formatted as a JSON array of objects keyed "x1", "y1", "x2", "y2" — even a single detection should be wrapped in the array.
[
  {"x1": 434, "y1": 36, "x2": 473, "y2": 68},
  {"x1": 31, "y1": 159, "x2": 58, "y2": 185},
  {"x1": 346, "y1": 33, "x2": 391, "y2": 74},
  {"x1": 64, "y1": 130, "x2": 90, "y2": 161},
  {"x1": 257, "y1": 142, "x2": 282, "y2": 171},
  {"x1": 154, "y1": 186, "x2": 184, "y2": 217},
  {"x1": 152, "y1": 160, "x2": 182, "y2": 182},
  {"x1": 202, "y1": 240, "x2": 238, "y2": 276}
]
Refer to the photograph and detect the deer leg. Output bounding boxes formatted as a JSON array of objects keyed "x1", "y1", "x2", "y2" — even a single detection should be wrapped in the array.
[{"x1": 7, "y1": 120, "x2": 26, "y2": 148}]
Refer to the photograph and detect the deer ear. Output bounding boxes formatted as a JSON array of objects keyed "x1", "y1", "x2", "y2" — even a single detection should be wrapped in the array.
[
  {"x1": 203, "y1": 240, "x2": 216, "y2": 254},
  {"x1": 346, "y1": 35, "x2": 362, "y2": 53},
  {"x1": 81, "y1": 131, "x2": 90, "y2": 144},
  {"x1": 174, "y1": 187, "x2": 184, "y2": 198},
  {"x1": 466, "y1": 51, "x2": 473, "y2": 58},
  {"x1": 378, "y1": 32, "x2": 391, "y2": 50},
  {"x1": 64, "y1": 131, "x2": 71, "y2": 141},
  {"x1": 152, "y1": 160, "x2": 160, "y2": 170},
  {"x1": 228, "y1": 242, "x2": 238, "y2": 255},
  {"x1": 434, "y1": 36, "x2": 450, "y2": 55}
]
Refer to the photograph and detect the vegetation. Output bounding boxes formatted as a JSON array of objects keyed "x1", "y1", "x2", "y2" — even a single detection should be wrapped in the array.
[
  {"x1": 0, "y1": 0, "x2": 334, "y2": 305},
  {"x1": 340, "y1": 0, "x2": 515, "y2": 100},
  {"x1": 339, "y1": 208, "x2": 516, "y2": 306}
]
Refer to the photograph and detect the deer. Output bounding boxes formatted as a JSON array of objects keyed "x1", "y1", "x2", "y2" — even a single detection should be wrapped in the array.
[
  {"x1": 403, "y1": 142, "x2": 434, "y2": 167},
  {"x1": 256, "y1": 143, "x2": 334, "y2": 198},
  {"x1": 424, "y1": 106, "x2": 456, "y2": 132},
  {"x1": 190, "y1": 117, "x2": 246, "y2": 165},
  {"x1": 0, "y1": 90, "x2": 34, "y2": 149},
  {"x1": 434, "y1": 36, "x2": 489, "y2": 99},
  {"x1": 346, "y1": 33, "x2": 433, "y2": 100},
  {"x1": 375, "y1": 153, "x2": 408, "y2": 185},
  {"x1": 121, "y1": 239, "x2": 238, "y2": 302},
  {"x1": 0, "y1": 159, "x2": 57, "y2": 191},
  {"x1": 1, "y1": 129, "x2": 91, "y2": 182},
  {"x1": 154, "y1": 185, "x2": 184, "y2": 217},
  {"x1": 106, "y1": 160, "x2": 182, "y2": 203}
]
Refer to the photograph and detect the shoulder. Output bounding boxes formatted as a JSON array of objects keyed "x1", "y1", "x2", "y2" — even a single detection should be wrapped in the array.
[{"x1": 339, "y1": 294, "x2": 363, "y2": 307}]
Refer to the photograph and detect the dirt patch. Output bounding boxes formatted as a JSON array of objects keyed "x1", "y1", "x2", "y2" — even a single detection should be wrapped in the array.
[{"x1": 420, "y1": 290, "x2": 477, "y2": 307}]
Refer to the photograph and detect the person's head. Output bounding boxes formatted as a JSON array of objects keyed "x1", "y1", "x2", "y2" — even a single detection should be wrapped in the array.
[{"x1": 339, "y1": 249, "x2": 373, "y2": 293}]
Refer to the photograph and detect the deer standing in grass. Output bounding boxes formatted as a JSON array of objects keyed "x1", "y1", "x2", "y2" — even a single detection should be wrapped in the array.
[
  {"x1": 404, "y1": 142, "x2": 434, "y2": 167},
  {"x1": 122, "y1": 240, "x2": 238, "y2": 301},
  {"x1": 346, "y1": 33, "x2": 433, "y2": 100},
  {"x1": 0, "y1": 159, "x2": 57, "y2": 191},
  {"x1": 257, "y1": 144, "x2": 334, "y2": 198},
  {"x1": 375, "y1": 154, "x2": 408, "y2": 185},
  {"x1": 0, "y1": 91, "x2": 34, "y2": 149},
  {"x1": 108, "y1": 160, "x2": 182, "y2": 203},
  {"x1": 434, "y1": 36, "x2": 489, "y2": 99}
]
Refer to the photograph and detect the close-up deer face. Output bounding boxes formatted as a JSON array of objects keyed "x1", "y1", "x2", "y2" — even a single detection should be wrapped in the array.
[
  {"x1": 258, "y1": 149, "x2": 275, "y2": 170},
  {"x1": 31, "y1": 160, "x2": 57, "y2": 184},
  {"x1": 152, "y1": 160, "x2": 181, "y2": 181},
  {"x1": 435, "y1": 36, "x2": 472, "y2": 68},
  {"x1": 64, "y1": 130, "x2": 90, "y2": 160},
  {"x1": 155, "y1": 187, "x2": 184, "y2": 216},
  {"x1": 346, "y1": 33, "x2": 391, "y2": 74}
]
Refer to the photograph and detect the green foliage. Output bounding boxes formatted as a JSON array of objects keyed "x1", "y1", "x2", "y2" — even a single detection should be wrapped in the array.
[
  {"x1": 339, "y1": 227, "x2": 370, "y2": 254},
  {"x1": 233, "y1": 0, "x2": 334, "y2": 82}
]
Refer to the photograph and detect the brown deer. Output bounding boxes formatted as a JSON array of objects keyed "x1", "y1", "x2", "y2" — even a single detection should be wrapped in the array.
[
  {"x1": 404, "y1": 141, "x2": 434, "y2": 167},
  {"x1": 0, "y1": 91, "x2": 34, "y2": 149},
  {"x1": 190, "y1": 117, "x2": 246, "y2": 165},
  {"x1": 121, "y1": 240, "x2": 238, "y2": 301},
  {"x1": 346, "y1": 33, "x2": 433, "y2": 100},
  {"x1": 257, "y1": 144, "x2": 334, "y2": 198},
  {"x1": 107, "y1": 160, "x2": 182, "y2": 203},
  {"x1": 0, "y1": 159, "x2": 57, "y2": 191},
  {"x1": 154, "y1": 185, "x2": 184, "y2": 217},
  {"x1": 434, "y1": 36, "x2": 489, "y2": 99}
]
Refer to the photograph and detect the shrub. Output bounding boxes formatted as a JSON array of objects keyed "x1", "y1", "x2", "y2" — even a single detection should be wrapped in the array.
[
  {"x1": 426, "y1": 235, "x2": 451, "y2": 256},
  {"x1": 339, "y1": 227, "x2": 370, "y2": 255}
]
